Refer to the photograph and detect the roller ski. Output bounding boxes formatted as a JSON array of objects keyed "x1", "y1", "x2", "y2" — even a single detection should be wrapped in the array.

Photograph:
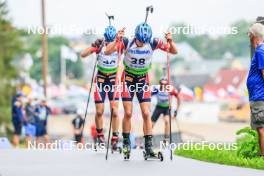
[
  {"x1": 111, "y1": 136, "x2": 122, "y2": 154},
  {"x1": 143, "y1": 150, "x2": 163, "y2": 161},
  {"x1": 143, "y1": 135, "x2": 164, "y2": 161},
  {"x1": 122, "y1": 144, "x2": 131, "y2": 160}
]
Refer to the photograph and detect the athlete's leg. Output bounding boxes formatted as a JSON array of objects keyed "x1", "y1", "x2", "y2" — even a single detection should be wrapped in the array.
[
  {"x1": 94, "y1": 71, "x2": 107, "y2": 135},
  {"x1": 151, "y1": 106, "x2": 162, "y2": 128},
  {"x1": 140, "y1": 102, "x2": 152, "y2": 135},
  {"x1": 110, "y1": 100, "x2": 119, "y2": 133},
  {"x1": 163, "y1": 115, "x2": 170, "y2": 140},
  {"x1": 121, "y1": 71, "x2": 135, "y2": 155},
  {"x1": 110, "y1": 100, "x2": 120, "y2": 149},
  {"x1": 123, "y1": 101, "x2": 133, "y2": 133},
  {"x1": 95, "y1": 103, "x2": 104, "y2": 130},
  {"x1": 137, "y1": 73, "x2": 156, "y2": 156}
]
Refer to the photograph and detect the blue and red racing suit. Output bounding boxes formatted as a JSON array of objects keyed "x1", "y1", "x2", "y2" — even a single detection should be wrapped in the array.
[
  {"x1": 120, "y1": 37, "x2": 169, "y2": 103},
  {"x1": 91, "y1": 39, "x2": 120, "y2": 104}
]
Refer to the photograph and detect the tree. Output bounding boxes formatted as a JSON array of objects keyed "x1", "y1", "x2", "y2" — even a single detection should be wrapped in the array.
[
  {"x1": 0, "y1": 0, "x2": 23, "y2": 127},
  {"x1": 24, "y1": 35, "x2": 84, "y2": 84},
  {"x1": 170, "y1": 20, "x2": 251, "y2": 59}
]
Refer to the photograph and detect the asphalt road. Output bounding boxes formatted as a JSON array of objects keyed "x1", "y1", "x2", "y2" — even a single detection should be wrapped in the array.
[{"x1": 0, "y1": 149, "x2": 263, "y2": 176}]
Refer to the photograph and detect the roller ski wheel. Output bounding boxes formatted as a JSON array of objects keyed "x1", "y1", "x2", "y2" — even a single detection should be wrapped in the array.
[
  {"x1": 122, "y1": 146, "x2": 130, "y2": 160},
  {"x1": 143, "y1": 151, "x2": 164, "y2": 162}
]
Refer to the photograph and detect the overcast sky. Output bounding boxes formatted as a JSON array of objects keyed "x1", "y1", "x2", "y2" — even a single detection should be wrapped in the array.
[{"x1": 6, "y1": 0, "x2": 264, "y2": 37}]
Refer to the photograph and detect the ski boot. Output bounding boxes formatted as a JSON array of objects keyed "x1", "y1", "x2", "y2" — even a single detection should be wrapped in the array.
[
  {"x1": 122, "y1": 143, "x2": 131, "y2": 160},
  {"x1": 111, "y1": 136, "x2": 122, "y2": 154},
  {"x1": 143, "y1": 135, "x2": 163, "y2": 161},
  {"x1": 96, "y1": 132, "x2": 105, "y2": 151},
  {"x1": 122, "y1": 133, "x2": 131, "y2": 160}
]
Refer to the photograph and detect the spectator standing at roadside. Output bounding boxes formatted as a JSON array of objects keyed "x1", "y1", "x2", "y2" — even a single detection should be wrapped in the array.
[
  {"x1": 11, "y1": 92, "x2": 24, "y2": 148},
  {"x1": 72, "y1": 109, "x2": 84, "y2": 145},
  {"x1": 24, "y1": 96, "x2": 37, "y2": 147},
  {"x1": 247, "y1": 23, "x2": 264, "y2": 156},
  {"x1": 35, "y1": 99, "x2": 51, "y2": 146}
]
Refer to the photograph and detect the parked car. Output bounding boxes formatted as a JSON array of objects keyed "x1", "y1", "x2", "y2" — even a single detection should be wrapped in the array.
[{"x1": 219, "y1": 102, "x2": 250, "y2": 122}]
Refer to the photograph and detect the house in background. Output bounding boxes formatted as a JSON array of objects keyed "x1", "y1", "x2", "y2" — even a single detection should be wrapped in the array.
[{"x1": 204, "y1": 68, "x2": 248, "y2": 101}]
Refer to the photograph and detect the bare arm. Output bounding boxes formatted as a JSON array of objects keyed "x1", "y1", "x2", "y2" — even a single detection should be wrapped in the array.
[
  {"x1": 175, "y1": 94, "x2": 181, "y2": 110},
  {"x1": 104, "y1": 40, "x2": 119, "y2": 55},
  {"x1": 80, "y1": 47, "x2": 97, "y2": 58}
]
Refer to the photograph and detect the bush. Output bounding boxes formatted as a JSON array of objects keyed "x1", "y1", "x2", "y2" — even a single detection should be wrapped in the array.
[{"x1": 236, "y1": 127, "x2": 260, "y2": 158}]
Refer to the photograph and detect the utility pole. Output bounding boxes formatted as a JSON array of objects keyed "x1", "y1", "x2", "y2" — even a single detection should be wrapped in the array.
[{"x1": 41, "y1": 0, "x2": 48, "y2": 97}]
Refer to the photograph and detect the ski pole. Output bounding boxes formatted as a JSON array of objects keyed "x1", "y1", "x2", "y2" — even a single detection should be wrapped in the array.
[
  {"x1": 105, "y1": 38, "x2": 123, "y2": 160},
  {"x1": 81, "y1": 39, "x2": 105, "y2": 138},
  {"x1": 81, "y1": 55, "x2": 98, "y2": 136},
  {"x1": 166, "y1": 42, "x2": 173, "y2": 161},
  {"x1": 144, "y1": 5, "x2": 154, "y2": 23},
  {"x1": 105, "y1": 13, "x2": 114, "y2": 26}
]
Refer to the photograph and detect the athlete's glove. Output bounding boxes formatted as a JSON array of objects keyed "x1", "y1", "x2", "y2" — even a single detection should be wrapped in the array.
[{"x1": 92, "y1": 38, "x2": 103, "y2": 48}]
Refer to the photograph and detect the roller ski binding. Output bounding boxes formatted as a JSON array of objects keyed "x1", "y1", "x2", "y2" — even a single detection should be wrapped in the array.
[{"x1": 111, "y1": 136, "x2": 122, "y2": 154}]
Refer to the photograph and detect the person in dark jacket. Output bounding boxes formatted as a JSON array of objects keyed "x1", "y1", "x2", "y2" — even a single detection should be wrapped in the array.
[
  {"x1": 11, "y1": 92, "x2": 24, "y2": 148},
  {"x1": 35, "y1": 99, "x2": 51, "y2": 146},
  {"x1": 24, "y1": 96, "x2": 37, "y2": 147}
]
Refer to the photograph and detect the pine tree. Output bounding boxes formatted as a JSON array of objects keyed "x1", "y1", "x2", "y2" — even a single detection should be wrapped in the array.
[{"x1": 0, "y1": 0, "x2": 23, "y2": 130}]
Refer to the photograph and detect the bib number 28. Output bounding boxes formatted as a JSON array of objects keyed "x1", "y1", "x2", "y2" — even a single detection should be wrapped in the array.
[{"x1": 131, "y1": 58, "x2": 145, "y2": 65}]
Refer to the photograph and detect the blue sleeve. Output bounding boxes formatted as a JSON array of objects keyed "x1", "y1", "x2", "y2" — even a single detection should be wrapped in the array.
[
  {"x1": 150, "y1": 38, "x2": 161, "y2": 50},
  {"x1": 151, "y1": 87, "x2": 159, "y2": 96},
  {"x1": 122, "y1": 37, "x2": 129, "y2": 50},
  {"x1": 257, "y1": 49, "x2": 264, "y2": 70}
]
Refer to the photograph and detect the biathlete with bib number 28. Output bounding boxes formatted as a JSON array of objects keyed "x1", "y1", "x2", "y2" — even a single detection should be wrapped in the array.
[
  {"x1": 80, "y1": 25, "x2": 120, "y2": 151},
  {"x1": 105, "y1": 23, "x2": 178, "y2": 159}
]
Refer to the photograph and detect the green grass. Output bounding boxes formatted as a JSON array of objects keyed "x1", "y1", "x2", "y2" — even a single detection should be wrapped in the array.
[{"x1": 175, "y1": 146, "x2": 264, "y2": 170}]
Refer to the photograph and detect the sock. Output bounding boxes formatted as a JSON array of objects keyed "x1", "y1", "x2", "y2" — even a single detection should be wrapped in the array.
[
  {"x1": 112, "y1": 132, "x2": 119, "y2": 137},
  {"x1": 96, "y1": 128, "x2": 103, "y2": 135},
  {"x1": 122, "y1": 133, "x2": 130, "y2": 145}
]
